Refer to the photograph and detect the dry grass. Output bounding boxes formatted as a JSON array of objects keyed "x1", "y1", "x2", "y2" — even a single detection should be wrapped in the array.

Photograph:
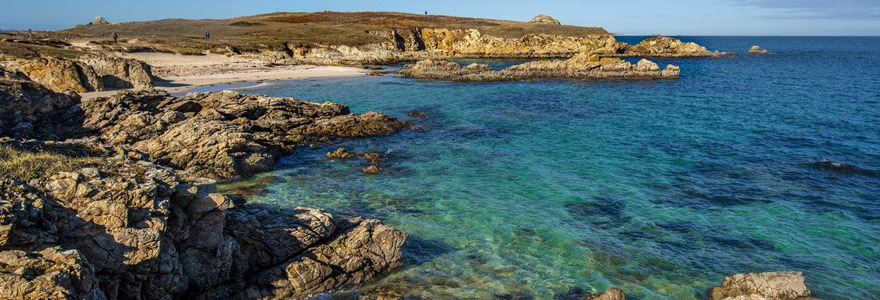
[
  {"x1": 0, "y1": 145, "x2": 103, "y2": 182},
  {"x1": 56, "y1": 11, "x2": 609, "y2": 54}
]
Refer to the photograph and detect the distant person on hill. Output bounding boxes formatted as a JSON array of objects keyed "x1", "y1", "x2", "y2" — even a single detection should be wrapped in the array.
[
  {"x1": 112, "y1": 32, "x2": 118, "y2": 43},
  {"x1": 204, "y1": 30, "x2": 210, "y2": 40},
  {"x1": 425, "y1": 11, "x2": 428, "y2": 15}
]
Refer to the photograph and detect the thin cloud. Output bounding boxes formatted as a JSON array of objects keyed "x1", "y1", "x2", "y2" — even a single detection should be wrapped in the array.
[{"x1": 730, "y1": 0, "x2": 880, "y2": 20}]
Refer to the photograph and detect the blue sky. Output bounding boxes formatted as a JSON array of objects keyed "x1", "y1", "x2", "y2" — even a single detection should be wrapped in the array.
[{"x1": 2, "y1": 0, "x2": 878, "y2": 35}]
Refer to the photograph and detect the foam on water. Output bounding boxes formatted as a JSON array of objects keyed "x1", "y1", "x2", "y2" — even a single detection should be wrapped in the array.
[{"x1": 222, "y1": 37, "x2": 880, "y2": 299}]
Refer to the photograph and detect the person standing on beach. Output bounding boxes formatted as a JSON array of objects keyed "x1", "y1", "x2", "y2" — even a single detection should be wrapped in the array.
[{"x1": 204, "y1": 30, "x2": 210, "y2": 40}]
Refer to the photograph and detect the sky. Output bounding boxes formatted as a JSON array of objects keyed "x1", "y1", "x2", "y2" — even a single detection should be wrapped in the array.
[{"x1": 1, "y1": 0, "x2": 878, "y2": 35}]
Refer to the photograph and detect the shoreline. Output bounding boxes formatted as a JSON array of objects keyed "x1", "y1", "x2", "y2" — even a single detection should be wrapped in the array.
[{"x1": 80, "y1": 52, "x2": 369, "y2": 99}]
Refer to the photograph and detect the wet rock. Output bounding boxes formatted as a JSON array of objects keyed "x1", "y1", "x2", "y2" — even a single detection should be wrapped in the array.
[
  {"x1": 803, "y1": 160, "x2": 877, "y2": 177},
  {"x1": 708, "y1": 271, "x2": 819, "y2": 300},
  {"x1": 586, "y1": 288, "x2": 626, "y2": 300},
  {"x1": 407, "y1": 111, "x2": 428, "y2": 118},
  {"x1": 748, "y1": 45, "x2": 770, "y2": 55},
  {"x1": 327, "y1": 147, "x2": 358, "y2": 160},
  {"x1": 530, "y1": 14, "x2": 561, "y2": 25},
  {"x1": 399, "y1": 53, "x2": 679, "y2": 82},
  {"x1": 362, "y1": 165, "x2": 382, "y2": 174}
]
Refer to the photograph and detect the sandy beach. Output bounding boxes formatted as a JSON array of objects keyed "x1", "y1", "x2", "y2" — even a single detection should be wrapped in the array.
[{"x1": 80, "y1": 52, "x2": 368, "y2": 99}]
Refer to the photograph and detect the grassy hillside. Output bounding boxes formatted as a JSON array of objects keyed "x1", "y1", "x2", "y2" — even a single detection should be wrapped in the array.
[{"x1": 57, "y1": 11, "x2": 609, "y2": 52}]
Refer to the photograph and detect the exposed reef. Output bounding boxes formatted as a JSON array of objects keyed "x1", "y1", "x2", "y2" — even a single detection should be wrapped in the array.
[
  {"x1": 399, "y1": 53, "x2": 680, "y2": 82},
  {"x1": 748, "y1": 45, "x2": 771, "y2": 55},
  {"x1": 620, "y1": 36, "x2": 731, "y2": 58},
  {"x1": 0, "y1": 69, "x2": 408, "y2": 299}
]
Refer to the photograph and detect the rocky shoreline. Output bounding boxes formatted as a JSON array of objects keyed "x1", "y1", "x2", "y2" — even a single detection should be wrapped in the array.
[
  {"x1": 1, "y1": 67, "x2": 409, "y2": 299},
  {"x1": 399, "y1": 53, "x2": 680, "y2": 82},
  {"x1": 0, "y1": 11, "x2": 826, "y2": 300}
]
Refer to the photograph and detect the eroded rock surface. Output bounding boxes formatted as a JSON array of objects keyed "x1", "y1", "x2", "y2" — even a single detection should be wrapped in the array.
[
  {"x1": 709, "y1": 272, "x2": 820, "y2": 300},
  {"x1": 399, "y1": 53, "x2": 679, "y2": 81},
  {"x1": 1, "y1": 55, "x2": 156, "y2": 93},
  {"x1": 79, "y1": 90, "x2": 410, "y2": 181},
  {"x1": 0, "y1": 71, "x2": 408, "y2": 300},
  {"x1": 623, "y1": 36, "x2": 729, "y2": 58}
]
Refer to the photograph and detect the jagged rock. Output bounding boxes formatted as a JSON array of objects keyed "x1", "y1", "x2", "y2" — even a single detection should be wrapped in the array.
[
  {"x1": 0, "y1": 247, "x2": 106, "y2": 300},
  {"x1": 748, "y1": 45, "x2": 770, "y2": 55},
  {"x1": 399, "y1": 53, "x2": 679, "y2": 81},
  {"x1": 93, "y1": 17, "x2": 110, "y2": 25},
  {"x1": 362, "y1": 165, "x2": 382, "y2": 174},
  {"x1": 327, "y1": 147, "x2": 357, "y2": 160},
  {"x1": 530, "y1": 14, "x2": 561, "y2": 25},
  {"x1": 708, "y1": 272, "x2": 820, "y2": 300},
  {"x1": 0, "y1": 69, "x2": 81, "y2": 139},
  {"x1": 624, "y1": 36, "x2": 727, "y2": 58},
  {"x1": 80, "y1": 90, "x2": 410, "y2": 181},
  {"x1": 249, "y1": 218, "x2": 406, "y2": 299}
]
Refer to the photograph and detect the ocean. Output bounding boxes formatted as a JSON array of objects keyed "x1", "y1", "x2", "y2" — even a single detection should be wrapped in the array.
[{"x1": 219, "y1": 37, "x2": 880, "y2": 299}]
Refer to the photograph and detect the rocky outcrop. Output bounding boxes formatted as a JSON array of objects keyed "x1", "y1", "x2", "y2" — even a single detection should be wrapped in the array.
[
  {"x1": 0, "y1": 73, "x2": 409, "y2": 300},
  {"x1": 399, "y1": 53, "x2": 679, "y2": 81},
  {"x1": 709, "y1": 272, "x2": 820, "y2": 300},
  {"x1": 93, "y1": 16, "x2": 110, "y2": 25},
  {"x1": 0, "y1": 145, "x2": 407, "y2": 300},
  {"x1": 0, "y1": 68, "x2": 81, "y2": 139},
  {"x1": 622, "y1": 36, "x2": 730, "y2": 58},
  {"x1": 586, "y1": 288, "x2": 626, "y2": 300},
  {"x1": 748, "y1": 45, "x2": 770, "y2": 55},
  {"x1": 78, "y1": 90, "x2": 410, "y2": 181},
  {"x1": 1, "y1": 55, "x2": 156, "y2": 93},
  {"x1": 530, "y1": 14, "x2": 561, "y2": 25}
]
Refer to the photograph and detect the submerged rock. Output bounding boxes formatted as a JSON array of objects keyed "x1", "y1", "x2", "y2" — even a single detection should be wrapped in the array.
[
  {"x1": 327, "y1": 147, "x2": 358, "y2": 160},
  {"x1": 530, "y1": 14, "x2": 562, "y2": 25},
  {"x1": 399, "y1": 53, "x2": 680, "y2": 82},
  {"x1": 708, "y1": 271, "x2": 819, "y2": 300},
  {"x1": 748, "y1": 45, "x2": 770, "y2": 55}
]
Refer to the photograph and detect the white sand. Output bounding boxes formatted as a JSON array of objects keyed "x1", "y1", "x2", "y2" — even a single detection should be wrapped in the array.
[{"x1": 80, "y1": 53, "x2": 367, "y2": 99}]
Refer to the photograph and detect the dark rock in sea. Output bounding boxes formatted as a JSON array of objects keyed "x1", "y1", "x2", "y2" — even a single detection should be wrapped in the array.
[
  {"x1": 555, "y1": 287, "x2": 627, "y2": 300},
  {"x1": 327, "y1": 147, "x2": 358, "y2": 159},
  {"x1": 708, "y1": 271, "x2": 820, "y2": 300},
  {"x1": 803, "y1": 160, "x2": 878, "y2": 177},
  {"x1": 407, "y1": 110, "x2": 429, "y2": 118}
]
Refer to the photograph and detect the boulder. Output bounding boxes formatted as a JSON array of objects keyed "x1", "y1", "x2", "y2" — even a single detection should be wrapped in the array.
[
  {"x1": 530, "y1": 14, "x2": 562, "y2": 25},
  {"x1": 0, "y1": 247, "x2": 106, "y2": 300},
  {"x1": 708, "y1": 272, "x2": 820, "y2": 300}
]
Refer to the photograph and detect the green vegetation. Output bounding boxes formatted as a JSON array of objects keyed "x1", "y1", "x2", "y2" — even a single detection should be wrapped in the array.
[{"x1": 0, "y1": 145, "x2": 103, "y2": 182}]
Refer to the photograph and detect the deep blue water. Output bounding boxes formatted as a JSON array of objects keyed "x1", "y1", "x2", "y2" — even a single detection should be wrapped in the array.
[{"x1": 221, "y1": 37, "x2": 880, "y2": 299}]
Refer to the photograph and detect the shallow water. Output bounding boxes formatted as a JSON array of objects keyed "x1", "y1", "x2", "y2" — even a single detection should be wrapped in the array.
[{"x1": 223, "y1": 37, "x2": 880, "y2": 299}]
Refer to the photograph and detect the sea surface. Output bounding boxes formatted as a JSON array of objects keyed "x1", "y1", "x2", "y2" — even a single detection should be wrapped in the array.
[{"x1": 220, "y1": 37, "x2": 880, "y2": 299}]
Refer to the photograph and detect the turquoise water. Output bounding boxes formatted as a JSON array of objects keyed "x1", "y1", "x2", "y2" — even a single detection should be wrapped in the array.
[{"x1": 222, "y1": 37, "x2": 880, "y2": 299}]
